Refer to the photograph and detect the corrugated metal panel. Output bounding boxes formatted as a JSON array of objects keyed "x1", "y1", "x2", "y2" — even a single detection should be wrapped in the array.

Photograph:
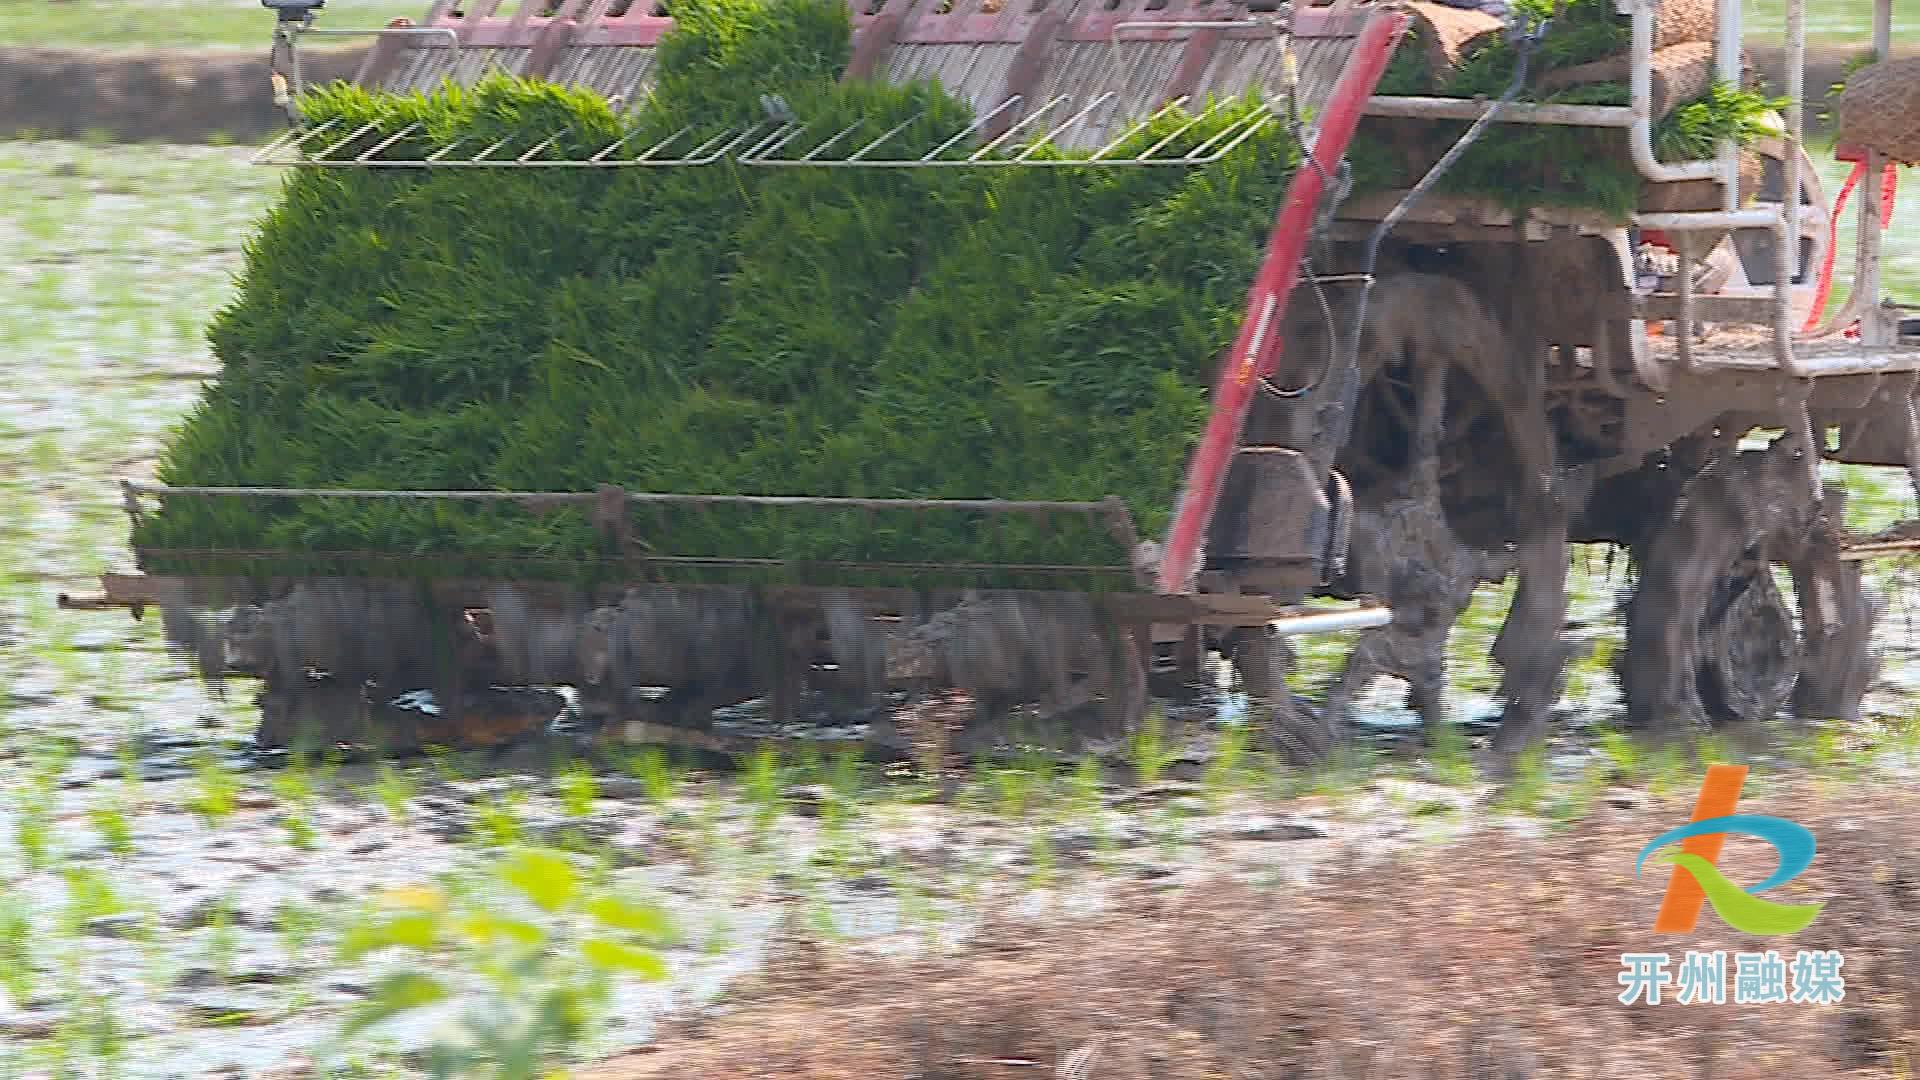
[
  {"x1": 1027, "y1": 39, "x2": 1187, "y2": 151},
  {"x1": 883, "y1": 43, "x2": 1021, "y2": 115},
  {"x1": 549, "y1": 47, "x2": 661, "y2": 103},
  {"x1": 1194, "y1": 33, "x2": 1357, "y2": 114},
  {"x1": 380, "y1": 46, "x2": 534, "y2": 93}
]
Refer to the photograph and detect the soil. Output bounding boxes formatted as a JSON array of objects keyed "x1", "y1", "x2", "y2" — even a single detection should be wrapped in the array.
[
  {"x1": 0, "y1": 45, "x2": 368, "y2": 143},
  {"x1": 583, "y1": 777, "x2": 1920, "y2": 1080},
  {"x1": 0, "y1": 41, "x2": 1911, "y2": 145}
]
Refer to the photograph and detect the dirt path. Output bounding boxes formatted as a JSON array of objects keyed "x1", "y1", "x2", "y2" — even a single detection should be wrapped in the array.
[{"x1": 583, "y1": 777, "x2": 1920, "y2": 1080}]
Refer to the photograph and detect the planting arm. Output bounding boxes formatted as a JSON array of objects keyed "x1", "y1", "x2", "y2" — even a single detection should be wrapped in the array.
[{"x1": 1154, "y1": 9, "x2": 1411, "y2": 596}]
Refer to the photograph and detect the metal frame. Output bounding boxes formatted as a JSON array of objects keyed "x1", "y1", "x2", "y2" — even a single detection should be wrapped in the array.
[
  {"x1": 1154, "y1": 9, "x2": 1408, "y2": 596},
  {"x1": 89, "y1": 484, "x2": 1397, "y2": 633},
  {"x1": 1354, "y1": 0, "x2": 1916, "y2": 385},
  {"x1": 253, "y1": 7, "x2": 1303, "y2": 171}
]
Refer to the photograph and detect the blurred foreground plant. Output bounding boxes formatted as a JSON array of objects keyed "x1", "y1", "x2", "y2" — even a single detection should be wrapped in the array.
[{"x1": 320, "y1": 846, "x2": 675, "y2": 1079}]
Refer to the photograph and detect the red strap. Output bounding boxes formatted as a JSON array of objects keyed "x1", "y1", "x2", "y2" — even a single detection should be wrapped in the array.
[{"x1": 1801, "y1": 158, "x2": 1867, "y2": 333}]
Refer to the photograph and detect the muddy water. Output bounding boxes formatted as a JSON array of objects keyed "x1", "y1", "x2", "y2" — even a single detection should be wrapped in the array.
[{"x1": 1, "y1": 135, "x2": 1917, "y2": 1076}]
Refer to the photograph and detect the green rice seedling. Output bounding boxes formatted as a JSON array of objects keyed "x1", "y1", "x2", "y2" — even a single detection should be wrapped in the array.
[
  {"x1": 1130, "y1": 710, "x2": 1175, "y2": 788},
  {"x1": 1595, "y1": 723, "x2": 1640, "y2": 782},
  {"x1": 1646, "y1": 740, "x2": 1690, "y2": 798},
  {"x1": 371, "y1": 762, "x2": 418, "y2": 823},
  {"x1": 13, "y1": 761, "x2": 61, "y2": 873},
  {"x1": 812, "y1": 785, "x2": 853, "y2": 879},
  {"x1": 1065, "y1": 756, "x2": 1104, "y2": 823},
  {"x1": 556, "y1": 760, "x2": 599, "y2": 820},
  {"x1": 741, "y1": 745, "x2": 784, "y2": 843},
  {"x1": 1889, "y1": 713, "x2": 1920, "y2": 760},
  {"x1": 15, "y1": 743, "x2": 74, "y2": 861},
  {"x1": 627, "y1": 748, "x2": 680, "y2": 808},
  {"x1": 805, "y1": 897, "x2": 841, "y2": 942},
  {"x1": 1291, "y1": 744, "x2": 1374, "y2": 807},
  {"x1": 1494, "y1": 746, "x2": 1550, "y2": 817},
  {"x1": 276, "y1": 899, "x2": 323, "y2": 971},
  {"x1": 315, "y1": 746, "x2": 348, "y2": 790},
  {"x1": 321, "y1": 845, "x2": 674, "y2": 1079},
  {"x1": 206, "y1": 894, "x2": 238, "y2": 984},
  {"x1": 187, "y1": 750, "x2": 239, "y2": 829},
  {"x1": 271, "y1": 754, "x2": 320, "y2": 851},
  {"x1": 688, "y1": 788, "x2": 732, "y2": 876},
  {"x1": 1693, "y1": 732, "x2": 1736, "y2": 770},
  {"x1": 1201, "y1": 721, "x2": 1253, "y2": 810},
  {"x1": 826, "y1": 746, "x2": 864, "y2": 804},
  {"x1": 1546, "y1": 759, "x2": 1611, "y2": 831},
  {"x1": 59, "y1": 866, "x2": 125, "y2": 933},
  {"x1": 423, "y1": 744, "x2": 464, "y2": 784},
  {"x1": 474, "y1": 792, "x2": 525, "y2": 848},
  {"x1": 990, "y1": 764, "x2": 1041, "y2": 821},
  {"x1": 1428, "y1": 720, "x2": 1477, "y2": 788},
  {"x1": 1026, "y1": 831, "x2": 1057, "y2": 892},
  {"x1": 0, "y1": 893, "x2": 33, "y2": 1005}
]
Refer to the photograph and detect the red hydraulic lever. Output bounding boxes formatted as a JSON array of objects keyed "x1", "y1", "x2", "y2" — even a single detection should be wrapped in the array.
[{"x1": 1154, "y1": 9, "x2": 1411, "y2": 596}]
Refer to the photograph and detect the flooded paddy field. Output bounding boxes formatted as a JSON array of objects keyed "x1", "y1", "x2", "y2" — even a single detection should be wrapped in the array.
[{"x1": 1, "y1": 134, "x2": 1919, "y2": 1078}]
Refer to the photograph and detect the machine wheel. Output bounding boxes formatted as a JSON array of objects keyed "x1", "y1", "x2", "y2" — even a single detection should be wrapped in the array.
[
  {"x1": 1619, "y1": 440, "x2": 1868, "y2": 733},
  {"x1": 1695, "y1": 565, "x2": 1802, "y2": 724}
]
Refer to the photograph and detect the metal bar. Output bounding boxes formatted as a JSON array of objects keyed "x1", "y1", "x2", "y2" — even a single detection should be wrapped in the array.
[
  {"x1": 966, "y1": 94, "x2": 1072, "y2": 161},
  {"x1": 123, "y1": 482, "x2": 1124, "y2": 515},
  {"x1": 798, "y1": 120, "x2": 870, "y2": 162},
  {"x1": 849, "y1": 112, "x2": 930, "y2": 161},
  {"x1": 314, "y1": 120, "x2": 382, "y2": 161},
  {"x1": 292, "y1": 25, "x2": 462, "y2": 53},
  {"x1": 1128, "y1": 100, "x2": 1219, "y2": 162},
  {"x1": 1085, "y1": 97, "x2": 1188, "y2": 163},
  {"x1": 1012, "y1": 92, "x2": 1117, "y2": 161},
  {"x1": 1774, "y1": 0, "x2": 1805, "y2": 372},
  {"x1": 1185, "y1": 110, "x2": 1275, "y2": 162},
  {"x1": 1617, "y1": 0, "x2": 1719, "y2": 184},
  {"x1": 1155, "y1": 10, "x2": 1411, "y2": 596},
  {"x1": 1857, "y1": 0, "x2": 1893, "y2": 348},
  {"x1": 357, "y1": 121, "x2": 424, "y2": 162},
  {"x1": 1632, "y1": 209, "x2": 1781, "y2": 231},
  {"x1": 1714, "y1": 0, "x2": 1742, "y2": 209},
  {"x1": 1361, "y1": 97, "x2": 1636, "y2": 128},
  {"x1": 426, "y1": 136, "x2": 472, "y2": 163},
  {"x1": 1840, "y1": 540, "x2": 1920, "y2": 562},
  {"x1": 1267, "y1": 605, "x2": 1394, "y2": 637},
  {"x1": 134, "y1": 548, "x2": 1137, "y2": 577},
  {"x1": 517, "y1": 130, "x2": 570, "y2": 162},
  {"x1": 252, "y1": 119, "x2": 338, "y2": 163},
  {"x1": 1676, "y1": 232, "x2": 1694, "y2": 370},
  {"x1": 1683, "y1": 349, "x2": 1920, "y2": 376},
  {"x1": 919, "y1": 97, "x2": 1025, "y2": 161}
]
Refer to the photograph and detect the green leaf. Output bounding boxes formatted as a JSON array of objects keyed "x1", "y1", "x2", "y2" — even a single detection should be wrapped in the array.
[
  {"x1": 456, "y1": 911, "x2": 548, "y2": 949},
  {"x1": 579, "y1": 938, "x2": 670, "y2": 980},
  {"x1": 342, "y1": 972, "x2": 449, "y2": 1037},
  {"x1": 583, "y1": 895, "x2": 675, "y2": 942},
  {"x1": 338, "y1": 912, "x2": 440, "y2": 961},
  {"x1": 498, "y1": 848, "x2": 580, "y2": 913}
]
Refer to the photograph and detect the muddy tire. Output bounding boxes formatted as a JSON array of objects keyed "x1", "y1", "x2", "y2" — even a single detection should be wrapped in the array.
[
  {"x1": 1695, "y1": 566, "x2": 1802, "y2": 724},
  {"x1": 1619, "y1": 443, "x2": 1866, "y2": 733}
]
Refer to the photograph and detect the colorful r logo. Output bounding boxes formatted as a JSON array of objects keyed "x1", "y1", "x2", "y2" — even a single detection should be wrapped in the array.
[{"x1": 1636, "y1": 764, "x2": 1824, "y2": 936}]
